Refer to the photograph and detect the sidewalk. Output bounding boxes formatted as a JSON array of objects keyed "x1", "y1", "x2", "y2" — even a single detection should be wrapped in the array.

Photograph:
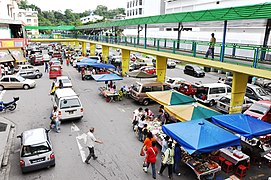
[{"x1": 0, "y1": 117, "x2": 15, "y2": 180}]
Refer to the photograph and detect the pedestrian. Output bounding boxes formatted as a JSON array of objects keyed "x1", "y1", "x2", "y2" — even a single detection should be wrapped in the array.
[
  {"x1": 138, "y1": 115, "x2": 147, "y2": 142},
  {"x1": 205, "y1": 33, "x2": 216, "y2": 59},
  {"x1": 50, "y1": 106, "x2": 61, "y2": 133},
  {"x1": 145, "y1": 108, "x2": 154, "y2": 119},
  {"x1": 143, "y1": 132, "x2": 156, "y2": 151},
  {"x1": 85, "y1": 127, "x2": 103, "y2": 164},
  {"x1": 161, "y1": 136, "x2": 170, "y2": 155},
  {"x1": 58, "y1": 79, "x2": 63, "y2": 89},
  {"x1": 81, "y1": 67, "x2": 85, "y2": 80},
  {"x1": 45, "y1": 62, "x2": 49, "y2": 73},
  {"x1": 173, "y1": 143, "x2": 182, "y2": 176},
  {"x1": 132, "y1": 107, "x2": 143, "y2": 130},
  {"x1": 66, "y1": 58, "x2": 69, "y2": 66},
  {"x1": 158, "y1": 142, "x2": 175, "y2": 179},
  {"x1": 142, "y1": 124, "x2": 148, "y2": 141},
  {"x1": 4, "y1": 64, "x2": 9, "y2": 75},
  {"x1": 145, "y1": 141, "x2": 158, "y2": 179},
  {"x1": 50, "y1": 81, "x2": 56, "y2": 95}
]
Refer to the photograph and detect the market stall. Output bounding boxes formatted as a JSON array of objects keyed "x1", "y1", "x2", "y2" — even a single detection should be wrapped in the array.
[{"x1": 162, "y1": 119, "x2": 240, "y2": 179}]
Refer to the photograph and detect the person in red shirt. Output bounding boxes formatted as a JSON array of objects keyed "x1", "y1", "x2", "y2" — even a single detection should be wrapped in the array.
[{"x1": 145, "y1": 141, "x2": 158, "y2": 179}]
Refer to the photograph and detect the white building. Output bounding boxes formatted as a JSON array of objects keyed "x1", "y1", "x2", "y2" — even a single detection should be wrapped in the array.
[
  {"x1": 80, "y1": 14, "x2": 103, "y2": 24},
  {"x1": 0, "y1": 0, "x2": 19, "y2": 20},
  {"x1": 17, "y1": 8, "x2": 39, "y2": 35},
  {"x1": 125, "y1": 0, "x2": 165, "y2": 19}
]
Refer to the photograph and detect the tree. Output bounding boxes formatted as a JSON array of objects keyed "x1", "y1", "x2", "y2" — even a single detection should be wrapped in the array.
[{"x1": 93, "y1": 5, "x2": 108, "y2": 17}]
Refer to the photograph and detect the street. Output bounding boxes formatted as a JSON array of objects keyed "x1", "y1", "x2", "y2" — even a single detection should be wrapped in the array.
[{"x1": 3, "y1": 64, "x2": 268, "y2": 180}]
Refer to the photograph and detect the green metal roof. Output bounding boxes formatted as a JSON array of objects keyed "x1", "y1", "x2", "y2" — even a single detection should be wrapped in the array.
[
  {"x1": 25, "y1": 26, "x2": 75, "y2": 30},
  {"x1": 76, "y1": 2, "x2": 271, "y2": 30}
]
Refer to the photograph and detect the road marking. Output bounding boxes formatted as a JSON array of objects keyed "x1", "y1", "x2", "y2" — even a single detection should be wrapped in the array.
[
  {"x1": 117, "y1": 107, "x2": 125, "y2": 112},
  {"x1": 71, "y1": 123, "x2": 80, "y2": 132},
  {"x1": 71, "y1": 123, "x2": 88, "y2": 162}
]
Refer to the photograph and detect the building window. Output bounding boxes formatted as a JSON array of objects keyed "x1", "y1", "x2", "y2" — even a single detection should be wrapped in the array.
[
  {"x1": 27, "y1": 19, "x2": 31, "y2": 23},
  {"x1": 139, "y1": 8, "x2": 142, "y2": 15},
  {"x1": 136, "y1": 0, "x2": 138, "y2": 6},
  {"x1": 127, "y1": 11, "x2": 129, "y2": 16},
  {"x1": 7, "y1": 5, "x2": 10, "y2": 16},
  {"x1": 133, "y1": 9, "x2": 135, "y2": 16},
  {"x1": 127, "y1": 2, "x2": 129, "y2": 8},
  {"x1": 139, "y1": 0, "x2": 142, "y2": 5},
  {"x1": 133, "y1": 0, "x2": 135, "y2": 7},
  {"x1": 136, "y1": 9, "x2": 138, "y2": 15},
  {"x1": 166, "y1": 28, "x2": 172, "y2": 31}
]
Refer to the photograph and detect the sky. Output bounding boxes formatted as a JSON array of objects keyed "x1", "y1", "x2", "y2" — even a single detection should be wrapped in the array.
[{"x1": 27, "y1": 0, "x2": 127, "y2": 12}]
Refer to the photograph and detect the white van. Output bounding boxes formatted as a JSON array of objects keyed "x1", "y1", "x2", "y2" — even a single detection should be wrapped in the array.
[
  {"x1": 54, "y1": 88, "x2": 83, "y2": 121},
  {"x1": 194, "y1": 83, "x2": 231, "y2": 106}
]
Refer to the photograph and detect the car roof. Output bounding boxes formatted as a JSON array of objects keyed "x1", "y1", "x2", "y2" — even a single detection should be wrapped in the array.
[
  {"x1": 1, "y1": 75, "x2": 19, "y2": 78},
  {"x1": 56, "y1": 76, "x2": 69, "y2": 80},
  {"x1": 256, "y1": 100, "x2": 271, "y2": 106},
  {"x1": 201, "y1": 83, "x2": 230, "y2": 88},
  {"x1": 186, "y1": 64, "x2": 200, "y2": 68},
  {"x1": 22, "y1": 128, "x2": 47, "y2": 146},
  {"x1": 55, "y1": 88, "x2": 77, "y2": 98},
  {"x1": 221, "y1": 95, "x2": 250, "y2": 100},
  {"x1": 247, "y1": 84, "x2": 261, "y2": 89}
]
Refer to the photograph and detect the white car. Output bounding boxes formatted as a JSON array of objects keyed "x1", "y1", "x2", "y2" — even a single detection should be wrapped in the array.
[
  {"x1": 167, "y1": 60, "x2": 176, "y2": 68},
  {"x1": 165, "y1": 77, "x2": 186, "y2": 89},
  {"x1": 42, "y1": 53, "x2": 50, "y2": 62},
  {"x1": 55, "y1": 76, "x2": 72, "y2": 88},
  {"x1": 15, "y1": 65, "x2": 39, "y2": 73},
  {"x1": 216, "y1": 95, "x2": 253, "y2": 113}
]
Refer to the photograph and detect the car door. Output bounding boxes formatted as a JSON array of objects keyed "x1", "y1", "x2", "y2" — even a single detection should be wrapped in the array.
[
  {"x1": 0, "y1": 77, "x2": 10, "y2": 88},
  {"x1": 246, "y1": 87, "x2": 258, "y2": 100},
  {"x1": 10, "y1": 77, "x2": 22, "y2": 88}
]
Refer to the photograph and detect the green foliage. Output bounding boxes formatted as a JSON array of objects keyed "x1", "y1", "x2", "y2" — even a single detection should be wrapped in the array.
[{"x1": 18, "y1": 1, "x2": 125, "y2": 27}]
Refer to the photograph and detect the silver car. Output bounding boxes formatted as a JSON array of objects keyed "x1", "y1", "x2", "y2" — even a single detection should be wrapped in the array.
[{"x1": 17, "y1": 128, "x2": 55, "y2": 173}]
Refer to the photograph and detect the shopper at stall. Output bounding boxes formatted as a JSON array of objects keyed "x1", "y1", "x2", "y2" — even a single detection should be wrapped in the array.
[
  {"x1": 158, "y1": 142, "x2": 174, "y2": 179},
  {"x1": 142, "y1": 124, "x2": 148, "y2": 141},
  {"x1": 161, "y1": 136, "x2": 170, "y2": 155},
  {"x1": 132, "y1": 107, "x2": 143, "y2": 131},
  {"x1": 144, "y1": 132, "x2": 156, "y2": 151},
  {"x1": 145, "y1": 108, "x2": 154, "y2": 119},
  {"x1": 157, "y1": 109, "x2": 166, "y2": 124},
  {"x1": 173, "y1": 143, "x2": 182, "y2": 176},
  {"x1": 145, "y1": 141, "x2": 158, "y2": 179},
  {"x1": 138, "y1": 115, "x2": 147, "y2": 142}
]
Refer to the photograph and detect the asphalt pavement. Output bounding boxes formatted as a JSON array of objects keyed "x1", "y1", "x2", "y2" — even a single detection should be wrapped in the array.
[{"x1": 2, "y1": 64, "x2": 270, "y2": 180}]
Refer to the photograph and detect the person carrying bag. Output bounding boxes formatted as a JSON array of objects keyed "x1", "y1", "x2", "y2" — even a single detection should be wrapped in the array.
[
  {"x1": 144, "y1": 141, "x2": 158, "y2": 179},
  {"x1": 158, "y1": 142, "x2": 174, "y2": 179}
]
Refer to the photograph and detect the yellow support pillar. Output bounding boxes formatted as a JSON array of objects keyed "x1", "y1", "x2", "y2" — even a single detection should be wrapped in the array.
[
  {"x1": 156, "y1": 56, "x2": 167, "y2": 82},
  {"x1": 121, "y1": 49, "x2": 130, "y2": 76},
  {"x1": 102, "y1": 45, "x2": 109, "y2": 63},
  {"x1": 229, "y1": 72, "x2": 249, "y2": 114},
  {"x1": 75, "y1": 41, "x2": 79, "y2": 48},
  {"x1": 90, "y1": 43, "x2": 96, "y2": 56},
  {"x1": 82, "y1": 42, "x2": 87, "y2": 56}
]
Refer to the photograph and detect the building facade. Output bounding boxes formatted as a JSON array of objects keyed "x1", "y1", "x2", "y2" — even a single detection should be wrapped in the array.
[
  {"x1": 0, "y1": 0, "x2": 19, "y2": 20},
  {"x1": 80, "y1": 14, "x2": 103, "y2": 24},
  {"x1": 125, "y1": 0, "x2": 165, "y2": 19},
  {"x1": 17, "y1": 8, "x2": 39, "y2": 35}
]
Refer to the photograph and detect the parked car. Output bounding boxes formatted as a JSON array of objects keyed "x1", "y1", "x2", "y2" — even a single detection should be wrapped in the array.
[
  {"x1": 246, "y1": 84, "x2": 271, "y2": 101},
  {"x1": 244, "y1": 100, "x2": 271, "y2": 123},
  {"x1": 167, "y1": 60, "x2": 176, "y2": 68},
  {"x1": 95, "y1": 45, "x2": 102, "y2": 56},
  {"x1": 130, "y1": 53, "x2": 137, "y2": 62},
  {"x1": 216, "y1": 95, "x2": 253, "y2": 114},
  {"x1": 0, "y1": 75, "x2": 36, "y2": 90},
  {"x1": 49, "y1": 66, "x2": 62, "y2": 79},
  {"x1": 224, "y1": 77, "x2": 233, "y2": 86},
  {"x1": 55, "y1": 76, "x2": 72, "y2": 88},
  {"x1": 139, "y1": 66, "x2": 156, "y2": 75},
  {"x1": 52, "y1": 52, "x2": 62, "y2": 59},
  {"x1": 194, "y1": 83, "x2": 231, "y2": 106},
  {"x1": 17, "y1": 128, "x2": 55, "y2": 173},
  {"x1": 18, "y1": 70, "x2": 43, "y2": 79},
  {"x1": 183, "y1": 64, "x2": 205, "y2": 77},
  {"x1": 42, "y1": 53, "x2": 50, "y2": 62},
  {"x1": 165, "y1": 77, "x2": 186, "y2": 89},
  {"x1": 254, "y1": 78, "x2": 271, "y2": 93},
  {"x1": 129, "y1": 81, "x2": 171, "y2": 105},
  {"x1": 129, "y1": 62, "x2": 147, "y2": 71},
  {"x1": 178, "y1": 82, "x2": 198, "y2": 96},
  {"x1": 15, "y1": 65, "x2": 39, "y2": 73},
  {"x1": 29, "y1": 53, "x2": 44, "y2": 66}
]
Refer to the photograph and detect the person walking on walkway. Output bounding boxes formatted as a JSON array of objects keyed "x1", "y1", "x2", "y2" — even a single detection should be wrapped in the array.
[
  {"x1": 158, "y1": 142, "x2": 175, "y2": 179},
  {"x1": 205, "y1": 33, "x2": 216, "y2": 59},
  {"x1": 145, "y1": 141, "x2": 158, "y2": 179},
  {"x1": 85, "y1": 127, "x2": 103, "y2": 164},
  {"x1": 50, "y1": 106, "x2": 61, "y2": 133},
  {"x1": 45, "y1": 62, "x2": 49, "y2": 73}
]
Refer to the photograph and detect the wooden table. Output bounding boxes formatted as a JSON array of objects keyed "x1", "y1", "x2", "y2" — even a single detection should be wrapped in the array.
[
  {"x1": 220, "y1": 148, "x2": 250, "y2": 165},
  {"x1": 98, "y1": 87, "x2": 119, "y2": 102}
]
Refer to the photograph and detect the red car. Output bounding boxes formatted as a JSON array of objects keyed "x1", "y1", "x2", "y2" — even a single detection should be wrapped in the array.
[
  {"x1": 244, "y1": 100, "x2": 271, "y2": 123},
  {"x1": 178, "y1": 82, "x2": 197, "y2": 96},
  {"x1": 49, "y1": 65, "x2": 62, "y2": 79},
  {"x1": 52, "y1": 52, "x2": 62, "y2": 59},
  {"x1": 139, "y1": 66, "x2": 156, "y2": 74}
]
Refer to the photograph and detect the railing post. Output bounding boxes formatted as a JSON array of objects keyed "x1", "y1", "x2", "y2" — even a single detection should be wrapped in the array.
[
  {"x1": 125, "y1": 36, "x2": 127, "y2": 46},
  {"x1": 154, "y1": 38, "x2": 156, "y2": 47},
  {"x1": 164, "y1": 39, "x2": 167, "y2": 48},
  {"x1": 193, "y1": 42, "x2": 197, "y2": 57},
  {"x1": 134, "y1": 37, "x2": 136, "y2": 47},
  {"x1": 253, "y1": 48, "x2": 259, "y2": 68},
  {"x1": 232, "y1": 44, "x2": 236, "y2": 57},
  {"x1": 173, "y1": 41, "x2": 176, "y2": 54},
  {"x1": 130, "y1": 37, "x2": 132, "y2": 44},
  {"x1": 157, "y1": 39, "x2": 160, "y2": 51}
]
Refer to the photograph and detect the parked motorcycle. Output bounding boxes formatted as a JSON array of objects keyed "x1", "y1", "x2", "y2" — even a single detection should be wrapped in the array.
[{"x1": 0, "y1": 97, "x2": 19, "y2": 112}]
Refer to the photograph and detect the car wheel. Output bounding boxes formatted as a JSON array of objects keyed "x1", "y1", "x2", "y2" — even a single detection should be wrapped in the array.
[
  {"x1": 36, "y1": 75, "x2": 41, "y2": 79},
  {"x1": 142, "y1": 99, "x2": 150, "y2": 106},
  {"x1": 0, "y1": 85, "x2": 4, "y2": 91},
  {"x1": 23, "y1": 84, "x2": 30, "y2": 90},
  {"x1": 209, "y1": 100, "x2": 215, "y2": 107}
]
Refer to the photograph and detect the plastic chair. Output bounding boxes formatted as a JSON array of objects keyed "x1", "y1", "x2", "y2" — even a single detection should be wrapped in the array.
[
  {"x1": 235, "y1": 164, "x2": 247, "y2": 179},
  {"x1": 218, "y1": 156, "x2": 226, "y2": 166},
  {"x1": 222, "y1": 161, "x2": 233, "y2": 173}
]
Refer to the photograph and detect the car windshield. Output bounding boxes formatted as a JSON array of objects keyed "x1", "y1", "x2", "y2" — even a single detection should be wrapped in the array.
[
  {"x1": 22, "y1": 142, "x2": 51, "y2": 157},
  {"x1": 17, "y1": 76, "x2": 25, "y2": 82},
  {"x1": 193, "y1": 66, "x2": 201, "y2": 71},
  {"x1": 219, "y1": 97, "x2": 231, "y2": 104},
  {"x1": 256, "y1": 87, "x2": 269, "y2": 96},
  {"x1": 167, "y1": 79, "x2": 175, "y2": 84},
  {"x1": 131, "y1": 83, "x2": 141, "y2": 92},
  {"x1": 61, "y1": 79, "x2": 70, "y2": 84},
  {"x1": 248, "y1": 103, "x2": 269, "y2": 115},
  {"x1": 60, "y1": 98, "x2": 81, "y2": 109}
]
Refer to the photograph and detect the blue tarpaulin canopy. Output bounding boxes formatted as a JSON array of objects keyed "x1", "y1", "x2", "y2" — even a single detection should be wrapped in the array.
[
  {"x1": 162, "y1": 119, "x2": 240, "y2": 154},
  {"x1": 80, "y1": 58, "x2": 97, "y2": 63},
  {"x1": 76, "y1": 62, "x2": 116, "y2": 70},
  {"x1": 92, "y1": 74, "x2": 123, "y2": 82},
  {"x1": 212, "y1": 114, "x2": 271, "y2": 139}
]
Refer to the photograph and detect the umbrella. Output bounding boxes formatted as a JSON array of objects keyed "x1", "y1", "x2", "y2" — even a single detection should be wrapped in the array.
[
  {"x1": 162, "y1": 119, "x2": 240, "y2": 154},
  {"x1": 92, "y1": 74, "x2": 123, "y2": 82},
  {"x1": 146, "y1": 90, "x2": 195, "y2": 106},
  {"x1": 127, "y1": 70, "x2": 157, "y2": 78},
  {"x1": 164, "y1": 103, "x2": 221, "y2": 122},
  {"x1": 212, "y1": 114, "x2": 271, "y2": 139}
]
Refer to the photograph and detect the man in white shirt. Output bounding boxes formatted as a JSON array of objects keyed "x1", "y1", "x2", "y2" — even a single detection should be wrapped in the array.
[{"x1": 85, "y1": 127, "x2": 103, "y2": 164}]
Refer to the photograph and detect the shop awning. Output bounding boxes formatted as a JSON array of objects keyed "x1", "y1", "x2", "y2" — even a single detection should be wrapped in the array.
[
  {"x1": 212, "y1": 114, "x2": 271, "y2": 139},
  {"x1": 146, "y1": 90, "x2": 195, "y2": 106},
  {"x1": 162, "y1": 119, "x2": 240, "y2": 154},
  {"x1": 0, "y1": 50, "x2": 14, "y2": 63},
  {"x1": 9, "y1": 49, "x2": 26, "y2": 62},
  {"x1": 92, "y1": 74, "x2": 123, "y2": 82},
  {"x1": 164, "y1": 103, "x2": 221, "y2": 122}
]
